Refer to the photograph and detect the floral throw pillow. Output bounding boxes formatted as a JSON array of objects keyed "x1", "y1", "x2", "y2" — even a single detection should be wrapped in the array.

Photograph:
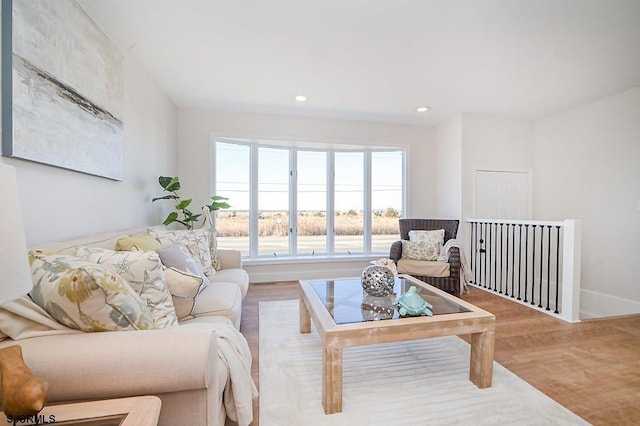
[
  {"x1": 76, "y1": 247, "x2": 178, "y2": 328},
  {"x1": 401, "y1": 239, "x2": 441, "y2": 261},
  {"x1": 28, "y1": 252, "x2": 157, "y2": 332},
  {"x1": 147, "y1": 228, "x2": 216, "y2": 279},
  {"x1": 407, "y1": 229, "x2": 445, "y2": 260}
]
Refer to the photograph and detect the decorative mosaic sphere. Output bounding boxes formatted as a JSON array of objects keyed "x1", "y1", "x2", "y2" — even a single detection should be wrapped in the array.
[{"x1": 361, "y1": 265, "x2": 395, "y2": 297}]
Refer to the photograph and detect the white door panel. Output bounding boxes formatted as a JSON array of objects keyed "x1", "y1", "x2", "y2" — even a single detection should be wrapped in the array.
[{"x1": 474, "y1": 170, "x2": 531, "y2": 219}]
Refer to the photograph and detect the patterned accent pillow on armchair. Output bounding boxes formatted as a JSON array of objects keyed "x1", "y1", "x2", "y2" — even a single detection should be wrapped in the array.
[
  {"x1": 401, "y1": 240, "x2": 440, "y2": 261},
  {"x1": 403, "y1": 229, "x2": 445, "y2": 261}
]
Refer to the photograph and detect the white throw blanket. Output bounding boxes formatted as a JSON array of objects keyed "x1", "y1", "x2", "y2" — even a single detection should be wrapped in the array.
[
  {"x1": 437, "y1": 239, "x2": 473, "y2": 295},
  {"x1": 0, "y1": 296, "x2": 257, "y2": 426},
  {"x1": 0, "y1": 296, "x2": 81, "y2": 340},
  {"x1": 213, "y1": 321, "x2": 259, "y2": 426}
]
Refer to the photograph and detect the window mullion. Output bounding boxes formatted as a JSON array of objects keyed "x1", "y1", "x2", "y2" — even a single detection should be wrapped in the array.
[
  {"x1": 249, "y1": 144, "x2": 259, "y2": 257},
  {"x1": 326, "y1": 150, "x2": 335, "y2": 254},
  {"x1": 364, "y1": 149, "x2": 372, "y2": 253},
  {"x1": 289, "y1": 149, "x2": 297, "y2": 255}
]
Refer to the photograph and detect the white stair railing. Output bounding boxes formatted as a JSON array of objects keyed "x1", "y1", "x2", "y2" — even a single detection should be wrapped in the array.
[{"x1": 467, "y1": 219, "x2": 581, "y2": 323}]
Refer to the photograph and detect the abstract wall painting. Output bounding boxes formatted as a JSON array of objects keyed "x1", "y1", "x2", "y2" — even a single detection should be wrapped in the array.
[{"x1": 2, "y1": 0, "x2": 124, "y2": 180}]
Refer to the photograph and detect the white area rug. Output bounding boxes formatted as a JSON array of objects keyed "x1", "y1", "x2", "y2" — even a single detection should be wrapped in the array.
[{"x1": 259, "y1": 300, "x2": 590, "y2": 426}]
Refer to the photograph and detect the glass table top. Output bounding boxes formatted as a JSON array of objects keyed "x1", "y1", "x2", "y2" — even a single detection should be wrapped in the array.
[{"x1": 309, "y1": 276, "x2": 470, "y2": 324}]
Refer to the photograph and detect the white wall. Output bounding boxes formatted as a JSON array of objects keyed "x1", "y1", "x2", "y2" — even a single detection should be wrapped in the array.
[
  {"x1": 176, "y1": 108, "x2": 434, "y2": 281},
  {"x1": 1, "y1": 42, "x2": 177, "y2": 245},
  {"x1": 177, "y1": 108, "x2": 435, "y2": 216},
  {"x1": 534, "y1": 87, "x2": 640, "y2": 317},
  {"x1": 460, "y1": 114, "x2": 535, "y2": 225},
  {"x1": 434, "y1": 115, "x2": 462, "y2": 219}
]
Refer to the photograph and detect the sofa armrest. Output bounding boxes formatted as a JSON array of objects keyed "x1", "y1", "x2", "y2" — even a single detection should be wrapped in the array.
[
  {"x1": 217, "y1": 249, "x2": 242, "y2": 270},
  {"x1": 8, "y1": 325, "x2": 219, "y2": 402}
]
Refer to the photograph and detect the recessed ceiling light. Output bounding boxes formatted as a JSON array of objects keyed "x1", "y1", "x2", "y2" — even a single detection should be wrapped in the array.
[
  {"x1": 295, "y1": 95, "x2": 307, "y2": 102},
  {"x1": 416, "y1": 106, "x2": 431, "y2": 112}
]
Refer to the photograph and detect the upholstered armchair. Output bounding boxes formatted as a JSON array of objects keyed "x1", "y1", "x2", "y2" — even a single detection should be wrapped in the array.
[{"x1": 389, "y1": 219, "x2": 461, "y2": 296}]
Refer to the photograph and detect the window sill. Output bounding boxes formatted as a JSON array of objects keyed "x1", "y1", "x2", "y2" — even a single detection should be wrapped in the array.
[{"x1": 243, "y1": 253, "x2": 388, "y2": 266}]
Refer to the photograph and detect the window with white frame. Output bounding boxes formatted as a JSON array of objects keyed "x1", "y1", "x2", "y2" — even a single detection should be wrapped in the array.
[{"x1": 214, "y1": 138, "x2": 404, "y2": 258}]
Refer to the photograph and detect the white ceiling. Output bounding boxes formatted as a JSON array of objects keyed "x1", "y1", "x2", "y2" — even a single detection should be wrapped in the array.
[{"x1": 79, "y1": 0, "x2": 640, "y2": 126}]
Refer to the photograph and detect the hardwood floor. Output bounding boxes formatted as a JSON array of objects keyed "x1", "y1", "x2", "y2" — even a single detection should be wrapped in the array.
[{"x1": 240, "y1": 282, "x2": 640, "y2": 426}]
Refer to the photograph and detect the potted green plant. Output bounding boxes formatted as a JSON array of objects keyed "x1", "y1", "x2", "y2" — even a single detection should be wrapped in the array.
[{"x1": 152, "y1": 176, "x2": 230, "y2": 230}]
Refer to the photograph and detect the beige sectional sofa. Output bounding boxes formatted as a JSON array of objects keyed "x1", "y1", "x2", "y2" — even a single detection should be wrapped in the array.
[{"x1": 0, "y1": 227, "x2": 256, "y2": 426}]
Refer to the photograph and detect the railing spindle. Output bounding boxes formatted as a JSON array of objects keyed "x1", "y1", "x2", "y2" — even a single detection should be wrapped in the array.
[
  {"x1": 546, "y1": 225, "x2": 552, "y2": 311},
  {"x1": 511, "y1": 223, "x2": 516, "y2": 298},
  {"x1": 483, "y1": 223, "x2": 488, "y2": 289},
  {"x1": 531, "y1": 225, "x2": 536, "y2": 305},
  {"x1": 498, "y1": 223, "x2": 503, "y2": 294},
  {"x1": 554, "y1": 225, "x2": 561, "y2": 314},
  {"x1": 471, "y1": 222, "x2": 475, "y2": 284},
  {"x1": 524, "y1": 224, "x2": 529, "y2": 303},
  {"x1": 538, "y1": 226, "x2": 544, "y2": 308},
  {"x1": 489, "y1": 223, "x2": 494, "y2": 291},
  {"x1": 517, "y1": 224, "x2": 522, "y2": 300}
]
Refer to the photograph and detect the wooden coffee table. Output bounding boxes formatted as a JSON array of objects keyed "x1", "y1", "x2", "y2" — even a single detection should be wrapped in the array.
[{"x1": 299, "y1": 274, "x2": 495, "y2": 414}]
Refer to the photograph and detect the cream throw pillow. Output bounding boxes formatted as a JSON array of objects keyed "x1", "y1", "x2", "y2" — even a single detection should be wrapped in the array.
[
  {"x1": 76, "y1": 247, "x2": 178, "y2": 328},
  {"x1": 156, "y1": 244, "x2": 211, "y2": 292},
  {"x1": 147, "y1": 228, "x2": 216, "y2": 279},
  {"x1": 162, "y1": 267, "x2": 203, "y2": 320},
  {"x1": 28, "y1": 252, "x2": 157, "y2": 332},
  {"x1": 114, "y1": 235, "x2": 162, "y2": 252}
]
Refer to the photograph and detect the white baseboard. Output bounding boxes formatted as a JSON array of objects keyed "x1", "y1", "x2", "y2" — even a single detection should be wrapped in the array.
[{"x1": 580, "y1": 288, "x2": 640, "y2": 319}]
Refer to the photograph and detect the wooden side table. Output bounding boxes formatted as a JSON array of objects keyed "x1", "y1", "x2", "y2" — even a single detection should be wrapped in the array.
[{"x1": 0, "y1": 396, "x2": 161, "y2": 426}]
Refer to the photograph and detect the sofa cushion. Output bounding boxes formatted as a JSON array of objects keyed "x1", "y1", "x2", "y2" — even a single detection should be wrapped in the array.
[
  {"x1": 211, "y1": 269, "x2": 249, "y2": 299},
  {"x1": 28, "y1": 227, "x2": 152, "y2": 255},
  {"x1": 191, "y1": 282, "x2": 242, "y2": 327},
  {"x1": 28, "y1": 252, "x2": 157, "y2": 332},
  {"x1": 397, "y1": 258, "x2": 450, "y2": 277},
  {"x1": 147, "y1": 228, "x2": 216, "y2": 280},
  {"x1": 162, "y1": 267, "x2": 204, "y2": 320},
  {"x1": 76, "y1": 247, "x2": 178, "y2": 328}
]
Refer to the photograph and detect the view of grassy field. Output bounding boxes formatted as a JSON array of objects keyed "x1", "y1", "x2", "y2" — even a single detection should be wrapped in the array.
[{"x1": 216, "y1": 210, "x2": 400, "y2": 255}]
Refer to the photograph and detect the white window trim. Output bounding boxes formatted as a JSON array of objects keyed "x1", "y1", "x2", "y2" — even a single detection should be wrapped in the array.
[{"x1": 213, "y1": 137, "x2": 405, "y2": 259}]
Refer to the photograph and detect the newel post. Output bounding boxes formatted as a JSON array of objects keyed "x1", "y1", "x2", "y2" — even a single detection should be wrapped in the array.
[{"x1": 560, "y1": 219, "x2": 581, "y2": 322}]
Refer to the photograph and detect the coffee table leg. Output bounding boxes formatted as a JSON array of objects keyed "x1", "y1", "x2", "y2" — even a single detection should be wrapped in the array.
[
  {"x1": 299, "y1": 298, "x2": 311, "y2": 334},
  {"x1": 322, "y1": 345, "x2": 343, "y2": 414},
  {"x1": 469, "y1": 330, "x2": 494, "y2": 388}
]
